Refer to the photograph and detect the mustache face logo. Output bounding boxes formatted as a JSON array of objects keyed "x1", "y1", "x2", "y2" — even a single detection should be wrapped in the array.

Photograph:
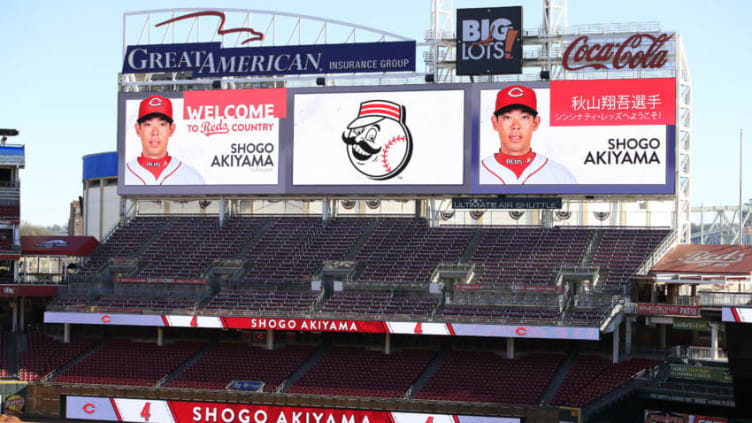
[
  {"x1": 342, "y1": 100, "x2": 413, "y2": 180},
  {"x1": 341, "y1": 132, "x2": 382, "y2": 161}
]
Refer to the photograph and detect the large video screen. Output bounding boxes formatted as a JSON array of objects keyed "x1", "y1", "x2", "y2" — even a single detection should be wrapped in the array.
[
  {"x1": 291, "y1": 89, "x2": 465, "y2": 188},
  {"x1": 472, "y1": 78, "x2": 675, "y2": 194},
  {"x1": 118, "y1": 89, "x2": 287, "y2": 195},
  {"x1": 118, "y1": 79, "x2": 675, "y2": 196}
]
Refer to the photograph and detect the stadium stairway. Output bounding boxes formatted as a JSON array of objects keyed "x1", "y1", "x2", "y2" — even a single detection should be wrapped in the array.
[
  {"x1": 343, "y1": 218, "x2": 381, "y2": 260},
  {"x1": 539, "y1": 349, "x2": 578, "y2": 405},
  {"x1": 581, "y1": 378, "x2": 640, "y2": 421},
  {"x1": 112, "y1": 217, "x2": 177, "y2": 279},
  {"x1": 131, "y1": 217, "x2": 175, "y2": 258},
  {"x1": 276, "y1": 342, "x2": 331, "y2": 393},
  {"x1": 156, "y1": 340, "x2": 214, "y2": 387},
  {"x1": 232, "y1": 218, "x2": 277, "y2": 282},
  {"x1": 459, "y1": 228, "x2": 486, "y2": 262},
  {"x1": 404, "y1": 344, "x2": 449, "y2": 399},
  {"x1": 45, "y1": 338, "x2": 108, "y2": 382},
  {"x1": 580, "y1": 229, "x2": 604, "y2": 267},
  {"x1": 234, "y1": 218, "x2": 277, "y2": 259},
  {"x1": 6, "y1": 333, "x2": 19, "y2": 378},
  {"x1": 560, "y1": 293, "x2": 577, "y2": 322},
  {"x1": 341, "y1": 219, "x2": 381, "y2": 282}
]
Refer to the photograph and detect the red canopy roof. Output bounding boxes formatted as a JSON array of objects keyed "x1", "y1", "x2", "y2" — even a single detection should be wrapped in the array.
[
  {"x1": 21, "y1": 236, "x2": 99, "y2": 256},
  {"x1": 651, "y1": 244, "x2": 752, "y2": 275}
]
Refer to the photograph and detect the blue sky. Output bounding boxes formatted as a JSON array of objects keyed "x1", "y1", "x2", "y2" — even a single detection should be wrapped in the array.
[{"x1": 1, "y1": 0, "x2": 750, "y2": 226}]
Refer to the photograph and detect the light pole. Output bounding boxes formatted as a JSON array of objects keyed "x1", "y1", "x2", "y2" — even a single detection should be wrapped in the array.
[{"x1": 0, "y1": 129, "x2": 19, "y2": 145}]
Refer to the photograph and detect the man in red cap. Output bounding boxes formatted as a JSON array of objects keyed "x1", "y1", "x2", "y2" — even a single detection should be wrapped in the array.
[
  {"x1": 480, "y1": 85, "x2": 576, "y2": 185},
  {"x1": 125, "y1": 95, "x2": 204, "y2": 185}
]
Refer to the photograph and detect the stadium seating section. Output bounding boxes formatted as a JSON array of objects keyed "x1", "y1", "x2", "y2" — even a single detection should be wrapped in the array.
[
  {"x1": 415, "y1": 351, "x2": 564, "y2": 404},
  {"x1": 354, "y1": 219, "x2": 474, "y2": 283},
  {"x1": 204, "y1": 289, "x2": 319, "y2": 315},
  {"x1": 138, "y1": 216, "x2": 267, "y2": 279},
  {"x1": 167, "y1": 343, "x2": 316, "y2": 392},
  {"x1": 0, "y1": 205, "x2": 19, "y2": 223},
  {"x1": 93, "y1": 295, "x2": 197, "y2": 312},
  {"x1": 62, "y1": 216, "x2": 670, "y2": 326},
  {"x1": 48, "y1": 295, "x2": 90, "y2": 310},
  {"x1": 591, "y1": 229, "x2": 669, "y2": 287},
  {"x1": 468, "y1": 228, "x2": 593, "y2": 286},
  {"x1": 241, "y1": 217, "x2": 371, "y2": 284},
  {"x1": 53, "y1": 339, "x2": 203, "y2": 386},
  {"x1": 19, "y1": 333, "x2": 97, "y2": 381},
  {"x1": 72, "y1": 216, "x2": 168, "y2": 282},
  {"x1": 318, "y1": 291, "x2": 438, "y2": 317},
  {"x1": 43, "y1": 215, "x2": 671, "y2": 408},
  {"x1": 287, "y1": 347, "x2": 436, "y2": 398},
  {"x1": 438, "y1": 303, "x2": 561, "y2": 323},
  {"x1": 551, "y1": 355, "x2": 658, "y2": 407},
  {"x1": 6, "y1": 331, "x2": 661, "y2": 409},
  {"x1": 569, "y1": 307, "x2": 607, "y2": 325},
  {"x1": 74, "y1": 216, "x2": 669, "y2": 287}
]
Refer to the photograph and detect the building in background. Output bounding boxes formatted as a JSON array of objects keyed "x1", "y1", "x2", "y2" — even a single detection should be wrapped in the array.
[{"x1": 67, "y1": 200, "x2": 82, "y2": 236}]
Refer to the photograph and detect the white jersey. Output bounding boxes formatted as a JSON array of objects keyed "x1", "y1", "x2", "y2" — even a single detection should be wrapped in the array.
[
  {"x1": 480, "y1": 153, "x2": 577, "y2": 185},
  {"x1": 125, "y1": 157, "x2": 205, "y2": 185}
]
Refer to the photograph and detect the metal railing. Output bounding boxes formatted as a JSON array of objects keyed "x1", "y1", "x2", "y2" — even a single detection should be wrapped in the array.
[
  {"x1": 451, "y1": 291, "x2": 563, "y2": 308},
  {"x1": 18, "y1": 274, "x2": 64, "y2": 284},
  {"x1": 574, "y1": 294, "x2": 618, "y2": 308},
  {"x1": 699, "y1": 292, "x2": 752, "y2": 306},
  {"x1": 669, "y1": 346, "x2": 728, "y2": 362},
  {"x1": 637, "y1": 378, "x2": 735, "y2": 399},
  {"x1": 671, "y1": 295, "x2": 699, "y2": 306}
]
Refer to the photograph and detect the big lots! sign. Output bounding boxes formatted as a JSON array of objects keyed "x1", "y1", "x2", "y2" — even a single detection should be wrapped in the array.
[{"x1": 562, "y1": 33, "x2": 673, "y2": 71}]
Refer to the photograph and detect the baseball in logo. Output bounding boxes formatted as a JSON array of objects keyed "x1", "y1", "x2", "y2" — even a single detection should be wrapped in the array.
[{"x1": 341, "y1": 100, "x2": 413, "y2": 180}]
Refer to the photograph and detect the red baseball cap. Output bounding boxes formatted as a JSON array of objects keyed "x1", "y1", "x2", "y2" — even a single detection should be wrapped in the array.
[
  {"x1": 138, "y1": 95, "x2": 173, "y2": 123},
  {"x1": 494, "y1": 85, "x2": 537, "y2": 115}
]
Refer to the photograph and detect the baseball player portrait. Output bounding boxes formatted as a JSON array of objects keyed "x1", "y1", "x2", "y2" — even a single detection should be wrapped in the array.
[
  {"x1": 480, "y1": 85, "x2": 576, "y2": 185},
  {"x1": 125, "y1": 95, "x2": 205, "y2": 185}
]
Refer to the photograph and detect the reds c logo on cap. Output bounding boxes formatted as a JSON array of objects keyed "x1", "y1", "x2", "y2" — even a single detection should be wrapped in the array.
[
  {"x1": 138, "y1": 95, "x2": 174, "y2": 123},
  {"x1": 494, "y1": 85, "x2": 537, "y2": 115},
  {"x1": 507, "y1": 87, "x2": 525, "y2": 97}
]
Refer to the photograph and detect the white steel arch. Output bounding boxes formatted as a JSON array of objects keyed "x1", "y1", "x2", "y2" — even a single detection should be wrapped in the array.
[
  {"x1": 121, "y1": 8, "x2": 424, "y2": 91},
  {"x1": 123, "y1": 8, "x2": 412, "y2": 53}
]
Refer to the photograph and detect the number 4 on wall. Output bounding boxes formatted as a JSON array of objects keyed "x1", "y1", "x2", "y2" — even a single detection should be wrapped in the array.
[{"x1": 140, "y1": 402, "x2": 151, "y2": 421}]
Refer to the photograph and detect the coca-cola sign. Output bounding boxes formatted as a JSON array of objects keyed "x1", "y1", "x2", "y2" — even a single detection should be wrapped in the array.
[{"x1": 562, "y1": 33, "x2": 673, "y2": 71}]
